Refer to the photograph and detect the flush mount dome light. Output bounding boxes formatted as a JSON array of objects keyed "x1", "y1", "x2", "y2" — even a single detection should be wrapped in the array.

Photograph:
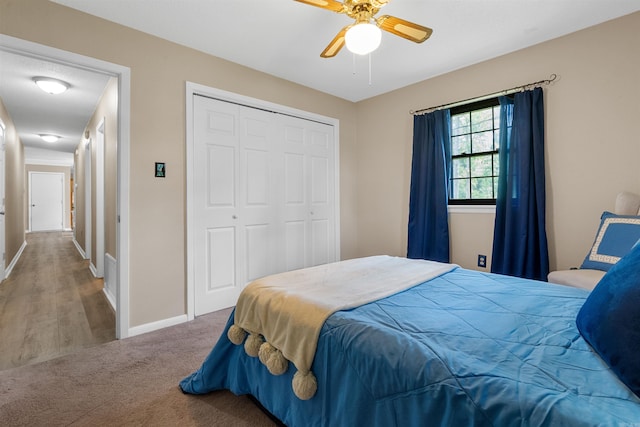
[
  {"x1": 39, "y1": 134, "x2": 60, "y2": 143},
  {"x1": 33, "y1": 77, "x2": 69, "y2": 94},
  {"x1": 345, "y1": 22, "x2": 382, "y2": 55}
]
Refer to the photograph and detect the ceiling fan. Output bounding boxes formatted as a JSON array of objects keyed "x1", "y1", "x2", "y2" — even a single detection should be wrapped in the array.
[{"x1": 295, "y1": 0, "x2": 433, "y2": 58}]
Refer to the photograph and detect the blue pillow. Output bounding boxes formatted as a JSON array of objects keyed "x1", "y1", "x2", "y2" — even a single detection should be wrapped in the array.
[
  {"x1": 581, "y1": 211, "x2": 640, "y2": 271},
  {"x1": 576, "y1": 242, "x2": 640, "y2": 398}
]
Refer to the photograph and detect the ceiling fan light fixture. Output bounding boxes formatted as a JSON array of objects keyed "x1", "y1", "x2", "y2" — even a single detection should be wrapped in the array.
[
  {"x1": 33, "y1": 77, "x2": 69, "y2": 95},
  {"x1": 345, "y1": 23, "x2": 381, "y2": 55},
  {"x1": 39, "y1": 134, "x2": 60, "y2": 143}
]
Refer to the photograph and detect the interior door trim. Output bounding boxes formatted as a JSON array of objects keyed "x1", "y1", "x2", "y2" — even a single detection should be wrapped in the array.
[{"x1": 0, "y1": 34, "x2": 131, "y2": 339}]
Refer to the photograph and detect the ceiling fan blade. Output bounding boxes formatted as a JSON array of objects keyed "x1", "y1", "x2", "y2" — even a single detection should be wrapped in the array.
[
  {"x1": 295, "y1": 0, "x2": 344, "y2": 13},
  {"x1": 376, "y1": 15, "x2": 433, "y2": 43},
  {"x1": 320, "y1": 26, "x2": 349, "y2": 58}
]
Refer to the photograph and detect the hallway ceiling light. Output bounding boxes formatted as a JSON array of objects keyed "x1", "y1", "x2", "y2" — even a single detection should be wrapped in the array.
[
  {"x1": 33, "y1": 77, "x2": 70, "y2": 94},
  {"x1": 40, "y1": 134, "x2": 60, "y2": 143}
]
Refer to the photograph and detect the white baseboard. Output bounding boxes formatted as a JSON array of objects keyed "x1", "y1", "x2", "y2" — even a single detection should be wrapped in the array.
[
  {"x1": 103, "y1": 253, "x2": 117, "y2": 311},
  {"x1": 5, "y1": 240, "x2": 27, "y2": 279},
  {"x1": 72, "y1": 238, "x2": 86, "y2": 259},
  {"x1": 89, "y1": 262, "x2": 98, "y2": 278},
  {"x1": 128, "y1": 314, "x2": 189, "y2": 338},
  {"x1": 102, "y1": 288, "x2": 116, "y2": 312}
]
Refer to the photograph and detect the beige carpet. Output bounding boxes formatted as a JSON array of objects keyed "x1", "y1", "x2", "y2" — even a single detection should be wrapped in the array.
[{"x1": 0, "y1": 308, "x2": 278, "y2": 426}]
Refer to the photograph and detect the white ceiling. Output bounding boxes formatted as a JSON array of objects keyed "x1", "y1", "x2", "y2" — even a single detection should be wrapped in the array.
[
  {"x1": 1, "y1": 0, "x2": 638, "y2": 157},
  {"x1": 52, "y1": 0, "x2": 640, "y2": 102}
]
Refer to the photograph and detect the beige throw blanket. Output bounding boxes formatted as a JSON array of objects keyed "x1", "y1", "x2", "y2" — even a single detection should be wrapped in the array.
[{"x1": 231, "y1": 255, "x2": 457, "y2": 398}]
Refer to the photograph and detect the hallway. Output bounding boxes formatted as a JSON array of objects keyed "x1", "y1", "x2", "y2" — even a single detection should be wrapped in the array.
[{"x1": 0, "y1": 232, "x2": 115, "y2": 370}]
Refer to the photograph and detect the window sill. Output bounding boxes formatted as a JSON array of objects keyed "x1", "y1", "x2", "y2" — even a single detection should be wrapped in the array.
[{"x1": 448, "y1": 205, "x2": 496, "y2": 214}]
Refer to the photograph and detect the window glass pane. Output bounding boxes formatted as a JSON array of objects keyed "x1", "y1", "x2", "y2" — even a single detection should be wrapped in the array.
[
  {"x1": 471, "y1": 131, "x2": 493, "y2": 153},
  {"x1": 448, "y1": 98, "x2": 500, "y2": 204},
  {"x1": 452, "y1": 157, "x2": 469, "y2": 179},
  {"x1": 471, "y1": 177, "x2": 493, "y2": 199},
  {"x1": 451, "y1": 178, "x2": 469, "y2": 199},
  {"x1": 470, "y1": 108, "x2": 493, "y2": 132},
  {"x1": 451, "y1": 135, "x2": 470, "y2": 155},
  {"x1": 470, "y1": 155, "x2": 492, "y2": 178},
  {"x1": 451, "y1": 113, "x2": 469, "y2": 137}
]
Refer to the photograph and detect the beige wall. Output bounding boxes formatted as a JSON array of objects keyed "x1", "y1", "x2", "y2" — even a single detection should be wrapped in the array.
[
  {"x1": 355, "y1": 12, "x2": 640, "y2": 272},
  {"x1": 24, "y1": 164, "x2": 71, "y2": 230},
  {"x1": 0, "y1": 96, "x2": 25, "y2": 268},
  {"x1": 0, "y1": 0, "x2": 358, "y2": 327}
]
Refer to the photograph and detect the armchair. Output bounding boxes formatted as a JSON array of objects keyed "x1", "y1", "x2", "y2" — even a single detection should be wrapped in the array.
[{"x1": 547, "y1": 191, "x2": 640, "y2": 291}]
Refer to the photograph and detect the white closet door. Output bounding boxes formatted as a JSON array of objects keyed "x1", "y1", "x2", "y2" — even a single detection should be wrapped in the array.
[
  {"x1": 280, "y1": 117, "x2": 308, "y2": 272},
  {"x1": 280, "y1": 115, "x2": 335, "y2": 270},
  {"x1": 306, "y1": 120, "x2": 336, "y2": 266},
  {"x1": 193, "y1": 94, "x2": 336, "y2": 316},
  {"x1": 193, "y1": 96, "x2": 244, "y2": 315},
  {"x1": 240, "y1": 107, "x2": 280, "y2": 283}
]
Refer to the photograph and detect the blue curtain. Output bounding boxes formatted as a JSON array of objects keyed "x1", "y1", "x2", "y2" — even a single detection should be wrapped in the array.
[
  {"x1": 491, "y1": 87, "x2": 549, "y2": 280},
  {"x1": 407, "y1": 110, "x2": 451, "y2": 263}
]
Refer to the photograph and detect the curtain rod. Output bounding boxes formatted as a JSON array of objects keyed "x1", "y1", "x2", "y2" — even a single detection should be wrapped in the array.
[{"x1": 409, "y1": 74, "x2": 557, "y2": 116}]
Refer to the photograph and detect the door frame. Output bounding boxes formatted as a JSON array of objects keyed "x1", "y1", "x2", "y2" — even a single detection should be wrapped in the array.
[
  {"x1": 95, "y1": 119, "x2": 105, "y2": 278},
  {"x1": 0, "y1": 35, "x2": 132, "y2": 339},
  {"x1": 85, "y1": 137, "x2": 92, "y2": 263},
  {"x1": 185, "y1": 81, "x2": 341, "y2": 320},
  {"x1": 29, "y1": 171, "x2": 64, "y2": 231},
  {"x1": 0, "y1": 118, "x2": 5, "y2": 282}
]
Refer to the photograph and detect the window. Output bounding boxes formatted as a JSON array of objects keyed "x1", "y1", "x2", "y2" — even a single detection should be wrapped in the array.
[{"x1": 449, "y1": 97, "x2": 503, "y2": 205}]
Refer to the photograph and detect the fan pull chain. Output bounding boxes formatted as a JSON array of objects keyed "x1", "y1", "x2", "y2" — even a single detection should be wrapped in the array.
[{"x1": 351, "y1": 53, "x2": 374, "y2": 85}]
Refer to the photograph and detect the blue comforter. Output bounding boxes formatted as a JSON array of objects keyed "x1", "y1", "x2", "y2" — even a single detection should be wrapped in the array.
[{"x1": 181, "y1": 267, "x2": 640, "y2": 426}]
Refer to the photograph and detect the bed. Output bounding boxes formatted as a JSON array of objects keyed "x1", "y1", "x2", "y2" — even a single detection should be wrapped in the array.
[{"x1": 180, "y1": 255, "x2": 640, "y2": 426}]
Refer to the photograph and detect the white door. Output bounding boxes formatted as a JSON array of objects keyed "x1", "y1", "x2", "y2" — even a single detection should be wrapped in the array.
[
  {"x1": 0, "y1": 120, "x2": 5, "y2": 280},
  {"x1": 307, "y1": 120, "x2": 336, "y2": 266},
  {"x1": 30, "y1": 172, "x2": 64, "y2": 232},
  {"x1": 193, "y1": 96, "x2": 280, "y2": 315},
  {"x1": 280, "y1": 115, "x2": 336, "y2": 270},
  {"x1": 193, "y1": 96, "x2": 240, "y2": 315}
]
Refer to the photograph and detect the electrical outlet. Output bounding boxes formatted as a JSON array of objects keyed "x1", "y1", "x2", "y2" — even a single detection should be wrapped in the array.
[{"x1": 477, "y1": 254, "x2": 487, "y2": 268}]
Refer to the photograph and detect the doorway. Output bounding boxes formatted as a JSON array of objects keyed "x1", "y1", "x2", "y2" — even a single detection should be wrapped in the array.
[{"x1": 0, "y1": 34, "x2": 131, "y2": 339}]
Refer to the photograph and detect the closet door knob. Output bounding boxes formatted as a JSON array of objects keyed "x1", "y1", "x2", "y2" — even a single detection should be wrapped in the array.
[{"x1": 232, "y1": 215, "x2": 237, "y2": 219}]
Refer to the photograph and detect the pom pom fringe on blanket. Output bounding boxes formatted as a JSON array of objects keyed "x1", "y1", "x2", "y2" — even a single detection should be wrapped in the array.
[{"x1": 228, "y1": 325, "x2": 314, "y2": 399}]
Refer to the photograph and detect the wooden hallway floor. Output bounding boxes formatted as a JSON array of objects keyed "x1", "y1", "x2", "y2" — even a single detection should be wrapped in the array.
[{"x1": 0, "y1": 232, "x2": 115, "y2": 371}]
